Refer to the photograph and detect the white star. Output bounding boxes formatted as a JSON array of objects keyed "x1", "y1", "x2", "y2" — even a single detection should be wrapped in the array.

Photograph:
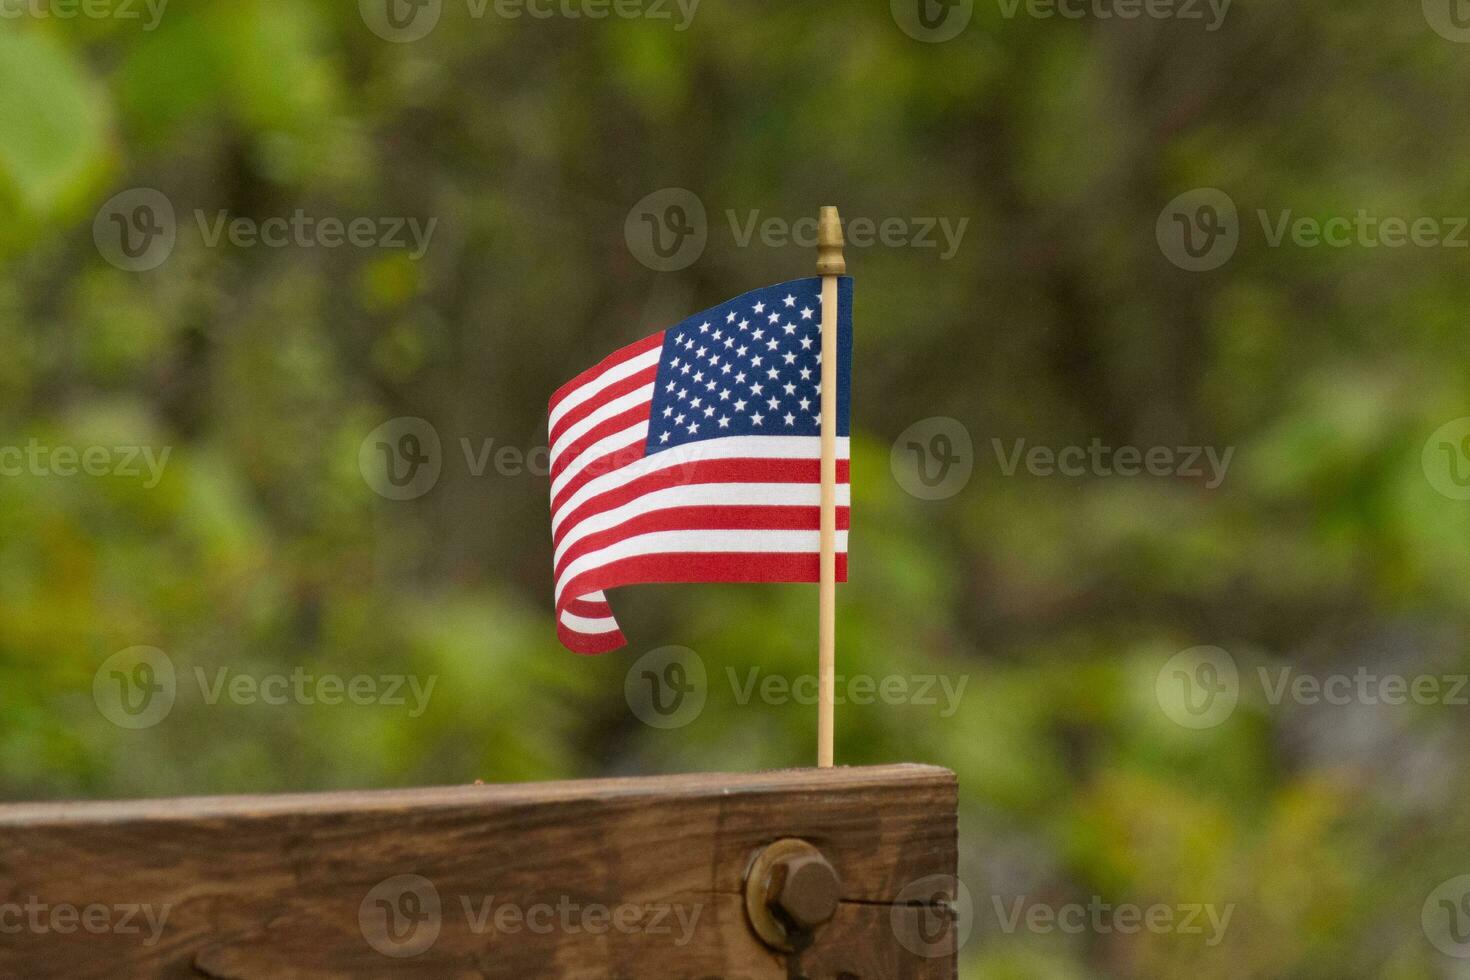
[
  {"x1": 799, "y1": 367, "x2": 812, "y2": 380},
  {"x1": 734, "y1": 399, "x2": 747, "y2": 411},
  {"x1": 680, "y1": 364, "x2": 690, "y2": 375},
  {"x1": 768, "y1": 312, "x2": 781, "y2": 325},
  {"x1": 735, "y1": 371, "x2": 747, "y2": 382},
  {"x1": 663, "y1": 406, "x2": 673, "y2": 417},
  {"x1": 704, "y1": 406, "x2": 715, "y2": 418},
  {"x1": 753, "y1": 301, "x2": 765, "y2": 313},
  {"x1": 736, "y1": 345, "x2": 748, "y2": 357},
  {"x1": 713, "y1": 329, "x2": 723, "y2": 341},
  {"x1": 751, "y1": 355, "x2": 763, "y2": 367},
  {"x1": 752, "y1": 328, "x2": 765, "y2": 341},
  {"x1": 812, "y1": 414, "x2": 821, "y2": 425},
  {"x1": 751, "y1": 412, "x2": 764, "y2": 426},
  {"x1": 699, "y1": 322, "x2": 710, "y2": 333},
  {"x1": 693, "y1": 371, "x2": 704, "y2": 382},
  {"x1": 783, "y1": 294, "x2": 796, "y2": 307},
  {"x1": 675, "y1": 413, "x2": 686, "y2": 424},
  {"x1": 783, "y1": 412, "x2": 795, "y2": 426},
  {"x1": 767, "y1": 397, "x2": 780, "y2": 410},
  {"x1": 782, "y1": 323, "x2": 796, "y2": 335},
  {"x1": 696, "y1": 346, "x2": 707, "y2": 358},
  {"x1": 677, "y1": 388, "x2": 687, "y2": 400},
  {"x1": 705, "y1": 380, "x2": 715, "y2": 392},
  {"x1": 688, "y1": 422, "x2": 699, "y2": 434},
  {"x1": 726, "y1": 311, "x2": 736, "y2": 323},
  {"x1": 799, "y1": 397, "x2": 811, "y2": 411},
  {"x1": 751, "y1": 382, "x2": 764, "y2": 395},
  {"x1": 665, "y1": 381, "x2": 676, "y2": 392},
  {"x1": 709, "y1": 355, "x2": 720, "y2": 366},
  {"x1": 783, "y1": 382, "x2": 796, "y2": 395},
  {"x1": 670, "y1": 357, "x2": 681, "y2": 368},
  {"x1": 766, "y1": 368, "x2": 779, "y2": 380},
  {"x1": 719, "y1": 388, "x2": 730, "y2": 400},
  {"x1": 766, "y1": 339, "x2": 779, "y2": 351},
  {"x1": 659, "y1": 431, "x2": 670, "y2": 443},
  {"x1": 782, "y1": 352, "x2": 797, "y2": 365},
  {"x1": 800, "y1": 307, "x2": 813, "y2": 320},
  {"x1": 718, "y1": 415, "x2": 730, "y2": 428},
  {"x1": 799, "y1": 337, "x2": 813, "y2": 350},
  {"x1": 720, "y1": 363, "x2": 732, "y2": 375},
  {"x1": 724, "y1": 337, "x2": 735, "y2": 348},
  {"x1": 691, "y1": 396, "x2": 703, "y2": 408},
  {"x1": 739, "y1": 318, "x2": 749, "y2": 330}
]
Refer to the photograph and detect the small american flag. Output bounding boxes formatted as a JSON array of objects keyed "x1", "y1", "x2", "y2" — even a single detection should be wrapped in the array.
[{"x1": 549, "y1": 276, "x2": 853, "y2": 654}]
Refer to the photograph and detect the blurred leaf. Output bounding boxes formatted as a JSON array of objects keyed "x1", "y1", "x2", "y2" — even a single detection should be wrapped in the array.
[{"x1": 0, "y1": 31, "x2": 109, "y2": 222}]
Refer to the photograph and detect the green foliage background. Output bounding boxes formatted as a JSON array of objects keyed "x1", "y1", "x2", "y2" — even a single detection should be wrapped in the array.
[{"x1": 3, "y1": 2, "x2": 1470, "y2": 976}]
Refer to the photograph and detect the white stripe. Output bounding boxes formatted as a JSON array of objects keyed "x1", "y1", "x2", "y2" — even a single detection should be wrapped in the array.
[
  {"x1": 555, "y1": 528, "x2": 850, "y2": 602},
  {"x1": 552, "y1": 435, "x2": 850, "y2": 535},
  {"x1": 550, "y1": 383, "x2": 655, "y2": 467},
  {"x1": 560, "y1": 610, "x2": 620, "y2": 633},
  {"x1": 555, "y1": 481, "x2": 852, "y2": 567},
  {"x1": 550, "y1": 420, "x2": 650, "y2": 501},
  {"x1": 548, "y1": 348, "x2": 661, "y2": 432}
]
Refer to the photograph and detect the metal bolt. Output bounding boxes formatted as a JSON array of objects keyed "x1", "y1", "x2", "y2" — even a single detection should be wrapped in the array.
[
  {"x1": 744, "y1": 838, "x2": 842, "y2": 951},
  {"x1": 771, "y1": 848, "x2": 841, "y2": 930}
]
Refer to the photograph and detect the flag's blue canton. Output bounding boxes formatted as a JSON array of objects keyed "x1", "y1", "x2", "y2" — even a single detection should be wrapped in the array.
[{"x1": 644, "y1": 276, "x2": 852, "y2": 456}]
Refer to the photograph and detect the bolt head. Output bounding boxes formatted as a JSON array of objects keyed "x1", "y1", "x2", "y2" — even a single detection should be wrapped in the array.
[
  {"x1": 744, "y1": 838, "x2": 843, "y2": 951},
  {"x1": 771, "y1": 850, "x2": 841, "y2": 930}
]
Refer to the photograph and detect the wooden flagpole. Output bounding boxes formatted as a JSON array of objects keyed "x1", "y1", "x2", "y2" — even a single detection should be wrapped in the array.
[{"x1": 816, "y1": 206, "x2": 844, "y2": 768}]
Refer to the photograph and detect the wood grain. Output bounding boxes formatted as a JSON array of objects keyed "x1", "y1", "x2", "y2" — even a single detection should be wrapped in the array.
[{"x1": 0, "y1": 764, "x2": 958, "y2": 979}]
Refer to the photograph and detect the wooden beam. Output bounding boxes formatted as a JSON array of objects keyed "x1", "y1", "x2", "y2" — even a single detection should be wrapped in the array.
[{"x1": 0, "y1": 764, "x2": 958, "y2": 978}]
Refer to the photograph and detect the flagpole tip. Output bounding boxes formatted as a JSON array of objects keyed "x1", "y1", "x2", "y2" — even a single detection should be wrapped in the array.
[{"x1": 817, "y1": 206, "x2": 845, "y2": 276}]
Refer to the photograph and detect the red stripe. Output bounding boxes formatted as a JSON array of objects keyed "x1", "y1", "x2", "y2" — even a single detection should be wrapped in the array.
[
  {"x1": 564, "y1": 596, "x2": 612, "y2": 616},
  {"x1": 557, "y1": 621, "x2": 626, "y2": 656},
  {"x1": 550, "y1": 402, "x2": 652, "y2": 480},
  {"x1": 556, "y1": 552, "x2": 849, "y2": 655},
  {"x1": 548, "y1": 365, "x2": 659, "y2": 449},
  {"x1": 549, "y1": 438, "x2": 652, "y2": 517},
  {"x1": 548, "y1": 332, "x2": 664, "y2": 415},
  {"x1": 552, "y1": 457, "x2": 851, "y2": 545},
  {"x1": 554, "y1": 505, "x2": 851, "y2": 578}
]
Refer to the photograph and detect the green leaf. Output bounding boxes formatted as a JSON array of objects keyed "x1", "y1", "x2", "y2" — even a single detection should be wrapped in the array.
[{"x1": 0, "y1": 31, "x2": 110, "y2": 218}]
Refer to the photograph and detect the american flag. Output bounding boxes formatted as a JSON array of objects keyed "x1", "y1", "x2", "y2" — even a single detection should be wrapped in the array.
[{"x1": 549, "y1": 276, "x2": 853, "y2": 654}]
